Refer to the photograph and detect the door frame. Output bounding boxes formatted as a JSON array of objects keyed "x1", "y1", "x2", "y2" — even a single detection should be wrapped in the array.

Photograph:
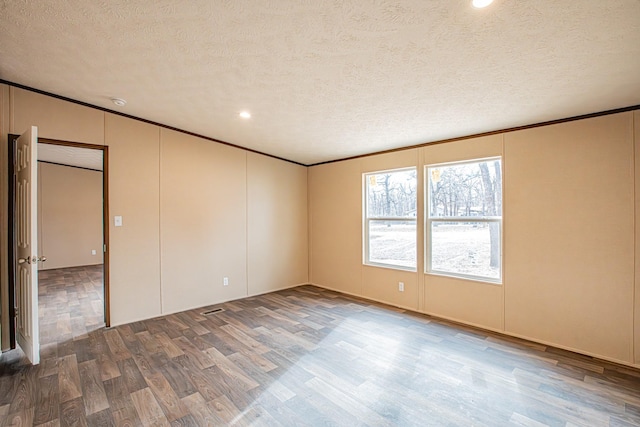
[{"x1": 7, "y1": 135, "x2": 110, "y2": 348}]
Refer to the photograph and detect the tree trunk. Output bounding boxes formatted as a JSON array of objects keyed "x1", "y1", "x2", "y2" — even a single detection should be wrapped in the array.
[
  {"x1": 384, "y1": 174, "x2": 391, "y2": 216},
  {"x1": 479, "y1": 162, "x2": 500, "y2": 268},
  {"x1": 493, "y1": 160, "x2": 502, "y2": 215}
]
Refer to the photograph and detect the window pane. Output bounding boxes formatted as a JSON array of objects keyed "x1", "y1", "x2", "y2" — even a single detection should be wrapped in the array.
[
  {"x1": 369, "y1": 220, "x2": 416, "y2": 268},
  {"x1": 430, "y1": 221, "x2": 500, "y2": 280},
  {"x1": 428, "y1": 159, "x2": 502, "y2": 217},
  {"x1": 366, "y1": 169, "x2": 417, "y2": 218}
]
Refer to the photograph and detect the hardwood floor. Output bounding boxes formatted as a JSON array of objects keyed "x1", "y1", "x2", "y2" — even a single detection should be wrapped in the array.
[{"x1": 1, "y1": 269, "x2": 640, "y2": 426}]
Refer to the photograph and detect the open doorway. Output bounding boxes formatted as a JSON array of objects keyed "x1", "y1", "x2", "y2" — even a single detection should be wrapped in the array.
[
  {"x1": 37, "y1": 141, "x2": 106, "y2": 349},
  {"x1": 7, "y1": 136, "x2": 109, "y2": 356}
]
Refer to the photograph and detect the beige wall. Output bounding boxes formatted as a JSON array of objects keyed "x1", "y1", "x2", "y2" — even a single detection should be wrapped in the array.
[
  {"x1": 247, "y1": 152, "x2": 309, "y2": 296},
  {"x1": 504, "y1": 113, "x2": 634, "y2": 362},
  {"x1": 309, "y1": 149, "x2": 424, "y2": 310},
  {"x1": 0, "y1": 84, "x2": 9, "y2": 350},
  {"x1": 1, "y1": 87, "x2": 309, "y2": 333},
  {"x1": 309, "y1": 112, "x2": 640, "y2": 368},
  {"x1": 635, "y1": 111, "x2": 640, "y2": 364},
  {"x1": 11, "y1": 87, "x2": 104, "y2": 145},
  {"x1": 160, "y1": 129, "x2": 248, "y2": 314},
  {"x1": 105, "y1": 114, "x2": 162, "y2": 325},
  {"x1": 37, "y1": 162, "x2": 103, "y2": 270},
  {"x1": 309, "y1": 159, "x2": 362, "y2": 296}
]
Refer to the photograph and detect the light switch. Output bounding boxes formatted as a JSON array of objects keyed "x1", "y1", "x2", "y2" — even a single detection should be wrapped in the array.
[
  {"x1": 91, "y1": 249, "x2": 97, "y2": 255},
  {"x1": 114, "y1": 216, "x2": 123, "y2": 227}
]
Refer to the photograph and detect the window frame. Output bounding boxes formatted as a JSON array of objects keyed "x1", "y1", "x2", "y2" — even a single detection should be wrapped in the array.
[
  {"x1": 363, "y1": 167, "x2": 417, "y2": 272},
  {"x1": 425, "y1": 157, "x2": 503, "y2": 284}
]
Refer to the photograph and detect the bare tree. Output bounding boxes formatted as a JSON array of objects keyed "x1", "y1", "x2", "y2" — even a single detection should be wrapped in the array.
[
  {"x1": 368, "y1": 170, "x2": 417, "y2": 218},
  {"x1": 479, "y1": 161, "x2": 500, "y2": 267},
  {"x1": 429, "y1": 160, "x2": 501, "y2": 271},
  {"x1": 383, "y1": 174, "x2": 392, "y2": 216}
]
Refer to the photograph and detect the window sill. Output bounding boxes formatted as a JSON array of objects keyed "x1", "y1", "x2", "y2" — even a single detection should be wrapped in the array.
[
  {"x1": 425, "y1": 271, "x2": 502, "y2": 286},
  {"x1": 364, "y1": 262, "x2": 417, "y2": 273}
]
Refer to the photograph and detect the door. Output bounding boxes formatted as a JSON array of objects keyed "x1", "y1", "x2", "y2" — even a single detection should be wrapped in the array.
[{"x1": 15, "y1": 126, "x2": 40, "y2": 365}]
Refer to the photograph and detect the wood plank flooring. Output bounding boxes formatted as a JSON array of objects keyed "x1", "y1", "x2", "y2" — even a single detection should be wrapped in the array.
[
  {"x1": 1, "y1": 268, "x2": 640, "y2": 426},
  {"x1": 38, "y1": 265, "x2": 105, "y2": 347}
]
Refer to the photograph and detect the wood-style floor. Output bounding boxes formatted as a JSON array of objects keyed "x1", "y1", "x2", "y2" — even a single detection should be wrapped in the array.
[
  {"x1": 38, "y1": 265, "x2": 105, "y2": 347},
  {"x1": 1, "y1": 268, "x2": 640, "y2": 426}
]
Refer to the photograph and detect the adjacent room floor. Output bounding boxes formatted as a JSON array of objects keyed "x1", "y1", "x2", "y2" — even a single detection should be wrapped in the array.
[
  {"x1": 38, "y1": 265, "x2": 105, "y2": 348},
  {"x1": 0, "y1": 269, "x2": 639, "y2": 426}
]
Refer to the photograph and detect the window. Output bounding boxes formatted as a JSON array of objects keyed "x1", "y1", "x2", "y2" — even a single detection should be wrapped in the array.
[
  {"x1": 364, "y1": 168, "x2": 417, "y2": 270},
  {"x1": 427, "y1": 158, "x2": 502, "y2": 282}
]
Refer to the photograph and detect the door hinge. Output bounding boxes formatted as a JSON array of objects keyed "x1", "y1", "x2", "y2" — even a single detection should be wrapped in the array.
[
  {"x1": 103, "y1": 244, "x2": 107, "y2": 253},
  {"x1": 14, "y1": 307, "x2": 18, "y2": 317}
]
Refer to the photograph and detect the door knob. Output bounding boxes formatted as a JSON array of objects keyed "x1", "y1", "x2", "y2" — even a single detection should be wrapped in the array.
[
  {"x1": 38, "y1": 256, "x2": 47, "y2": 262},
  {"x1": 18, "y1": 258, "x2": 28, "y2": 264}
]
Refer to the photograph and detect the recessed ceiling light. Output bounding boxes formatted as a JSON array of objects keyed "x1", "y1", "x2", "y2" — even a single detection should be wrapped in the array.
[
  {"x1": 239, "y1": 111, "x2": 251, "y2": 119},
  {"x1": 472, "y1": 0, "x2": 493, "y2": 8},
  {"x1": 111, "y1": 97, "x2": 127, "y2": 107}
]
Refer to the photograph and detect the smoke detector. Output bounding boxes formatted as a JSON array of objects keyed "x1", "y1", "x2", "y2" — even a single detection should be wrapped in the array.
[{"x1": 111, "y1": 97, "x2": 127, "y2": 107}]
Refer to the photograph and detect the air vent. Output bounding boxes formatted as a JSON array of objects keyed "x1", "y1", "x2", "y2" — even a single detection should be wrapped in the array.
[{"x1": 200, "y1": 308, "x2": 224, "y2": 316}]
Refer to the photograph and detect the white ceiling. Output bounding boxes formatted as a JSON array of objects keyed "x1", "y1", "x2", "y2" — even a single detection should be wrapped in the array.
[
  {"x1": 1, "y1": 1, "x2": 639, "y2": 165},
  {"x1": 38, "y1": 143, "x2": 103, "y2": 171}
]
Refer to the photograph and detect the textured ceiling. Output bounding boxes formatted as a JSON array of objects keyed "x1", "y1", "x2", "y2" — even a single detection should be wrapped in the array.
[
  {"x1": 1, "y1": 1, "x2": 639, "y2": 165},
  {"x1": 38, "y1": 143, "x2": 103, "y2": 171}
]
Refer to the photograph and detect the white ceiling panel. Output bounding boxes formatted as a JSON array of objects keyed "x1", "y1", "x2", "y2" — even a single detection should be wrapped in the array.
[{"x1": 38, "y1": 143, "x2": 103, "y2": 171}]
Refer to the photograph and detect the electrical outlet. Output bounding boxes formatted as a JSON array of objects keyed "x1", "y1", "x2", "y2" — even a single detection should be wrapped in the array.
[
  {"x1": 91, "y1": 249, "x2": 97, "y2": 255},
  {"x1": 223, "y1": 277, "x2": 229, "y2": 286},
  {"x1": 398, "y1": 282, "x2": 404, "y2": 292}
]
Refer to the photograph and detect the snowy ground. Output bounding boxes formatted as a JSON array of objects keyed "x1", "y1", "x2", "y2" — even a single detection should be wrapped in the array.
[
  {"x1": 430, "y1": 223, "x2": 500, "y2": 279},
  {"x1": 368, "y1": 222, "x2": 416, "y2": 268},
  {"x1": 369, "y1": 222, "x2": 500, "y2": 279}
]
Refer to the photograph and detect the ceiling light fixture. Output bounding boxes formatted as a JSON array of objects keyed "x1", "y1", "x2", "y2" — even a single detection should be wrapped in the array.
[
  {"x1": 111, "y1": 97, "x2": 127, "y2": 107},
  {"x1": 472, "y1": 0, "x2": 493, "y2": 8},
  {"x1": 239, "y1": 111, "x2": 251, "y2": 119}
]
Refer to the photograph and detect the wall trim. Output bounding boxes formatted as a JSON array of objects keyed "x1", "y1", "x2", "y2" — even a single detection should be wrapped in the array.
[
  {"x1": 309, "y1": 105, "x2": 640, "y2": 167},
  {"x1": 247, "y1": 281, "x2": 308, "y2": 299},
  {"x1": 3, "y1": 79, "x2": 639, "y2": 168},
  {"x1": 307, "y1": 281, "x2": 420, "y2": 313},
  {"x1": 111, "y1": 281, "x2": 306, "y2": 328},
  {"x1": 0, "y1": 79, "x2": 306, "y2": 167},
  {"x1": 308, "y1": 281, "x2": 640, "y2": 372}
]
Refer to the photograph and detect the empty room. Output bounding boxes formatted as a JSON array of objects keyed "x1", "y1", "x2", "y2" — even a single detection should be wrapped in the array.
[{"x1": 1, "y1": 1, "x2": 640, "y2": 426}]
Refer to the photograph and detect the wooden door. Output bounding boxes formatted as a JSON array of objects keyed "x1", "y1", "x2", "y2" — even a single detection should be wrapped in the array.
[{"x1": 15, "y1": 126, "x2": 40, "y2": 365}]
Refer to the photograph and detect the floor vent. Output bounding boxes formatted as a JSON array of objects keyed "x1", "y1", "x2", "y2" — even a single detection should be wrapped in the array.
[{"x1": 201, "y1": 308, "x2": 224, "y2": 316}]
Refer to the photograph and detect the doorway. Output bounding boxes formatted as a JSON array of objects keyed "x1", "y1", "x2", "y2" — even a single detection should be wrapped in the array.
[{"x1": 7, "y1": 136, "x2": 110, "y2": 354}]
